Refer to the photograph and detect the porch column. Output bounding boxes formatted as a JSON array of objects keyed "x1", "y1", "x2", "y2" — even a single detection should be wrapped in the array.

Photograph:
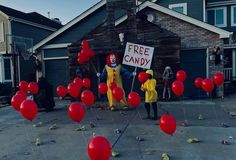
[{"x1": 233, "y1": 49, "x2": 236, "y2": 80}]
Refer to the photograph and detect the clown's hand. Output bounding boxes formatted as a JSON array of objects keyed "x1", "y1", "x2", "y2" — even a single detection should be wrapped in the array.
[
  {"x1": 96, "y1": 73, "x2": 101, "y2": 77},
  {"x1": 132, "y1": 72, "x2": 137, "y2": 76}
]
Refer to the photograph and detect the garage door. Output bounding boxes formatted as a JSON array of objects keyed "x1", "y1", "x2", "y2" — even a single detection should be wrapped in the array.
[
  {"x1": 180, "y1": 49, "x2": 207, "y2": 98},
  {"x1": 44, "y1": 59, "x2": 70, "y2": 96}
]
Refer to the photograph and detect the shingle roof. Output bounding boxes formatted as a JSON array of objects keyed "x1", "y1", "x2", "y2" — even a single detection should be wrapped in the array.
[{"x1": 0, "y1": 5, "x2": 63, "y2": 29}]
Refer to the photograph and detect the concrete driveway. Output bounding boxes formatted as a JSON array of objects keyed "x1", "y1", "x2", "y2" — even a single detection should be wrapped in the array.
[{"x1": 0, "y1": 99, "x2": 236, "y2": 160}]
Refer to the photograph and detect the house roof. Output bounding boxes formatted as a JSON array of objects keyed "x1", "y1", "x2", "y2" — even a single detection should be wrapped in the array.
[
  {"x1": 33, "y1": 0, "x2": 106, "y2": 51},
  {"x1": 0, "y1": 5, "x2": 63, "y2": 29},
  {"x1": 33, "y1": 0, "x2": 231, "y2": 51}
]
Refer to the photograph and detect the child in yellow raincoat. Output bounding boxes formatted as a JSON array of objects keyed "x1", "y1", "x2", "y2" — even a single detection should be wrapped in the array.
[{"x1": 141, "y1": 69, "x2": 158, "y2": 120}]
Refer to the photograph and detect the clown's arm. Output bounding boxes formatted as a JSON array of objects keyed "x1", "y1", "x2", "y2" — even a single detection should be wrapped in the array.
[{"x1": 99, "y1": 67, "x2": 107, "y2": 81}]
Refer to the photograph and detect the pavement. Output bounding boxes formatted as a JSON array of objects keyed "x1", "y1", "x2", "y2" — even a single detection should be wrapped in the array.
[{"x1": 0, "y1": 96, "x2": 236, "y2": 160}]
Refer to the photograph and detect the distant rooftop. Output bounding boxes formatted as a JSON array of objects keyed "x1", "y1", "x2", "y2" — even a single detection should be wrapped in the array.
[{"x1": 0, "y1": 5, "x2": 63, "y2": 29}]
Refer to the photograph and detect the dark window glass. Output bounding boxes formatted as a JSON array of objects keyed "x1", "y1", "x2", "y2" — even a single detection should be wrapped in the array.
[
  {"x1": 207, "y1": 10, "x2": 215, "y2": 25},
  {"x1": 4, "y1": 59, "x2": 11, "y2": 80}
]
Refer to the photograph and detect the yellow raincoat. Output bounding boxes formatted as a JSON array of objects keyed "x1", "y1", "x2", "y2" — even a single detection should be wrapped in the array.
[{"x1": 142, "y1": 71, "x2": 158, "y2": 103}]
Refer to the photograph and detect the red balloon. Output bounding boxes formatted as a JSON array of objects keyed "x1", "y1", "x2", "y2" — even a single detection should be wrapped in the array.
[
  {"x1": 77, "y1": 55, "x2": 85, "y2": 65},
  {"x1": 20, "y1": 100, "x2": 38, "y2": 121},
  {"x1": 83, "y1": 78, "x2": 91, "y2": 88},
  {"x1": 16, "y1": 91, "x2": 27, "y2": 99},
  {"x1": 109, "y1": 82, "x2": 117, "y2": 90},
  {"x1": 88, "y1": 50, "x2": 95, "y2": 58},
  {"x1": 82, "y1": 49, "x2": 94, "y2": 58},
  {"x1": 138, "y1": 72, "x2": 148, "y2": 84},
  {"x1": 128, "y1": 92, "x2": 141, "y2": 108},
  {"x1": 28, "y1": 82, "x2": 39, "y2": 94},
  {"x1": 81, "y1": 40, "x2": 89, "y2": 49},
  {"x1": 213, "y1": 72, "x2": 224, "y2": 86},
  {"x1": 160, "y1": 114, "x2": 176, "y2": 136},
  {"x1": 57, "y1": 85, "x2": 67, "y2": 98},
  {"x1": 19, "y1": 81, "x2": 28, "y2": 92},
  {"x1": 68, "y1": 102, "x2": 85, "y2": 123},
  {"x1": 171, "y1": 80, "x2": 184, "y2": 97},
  {"x1": 201, "y1": 78, "x2": 214, "y2": 93},
  {"x1": 81, "y1": 90, "x2": 95, "y2": 107},
  {"x1": 88, "y1": 136, "x2": 111, "y2": 160},
  {"x1": 98, "y1": 83, "x2": 108, "y2": 95},
  {"x1": 194, "y1": 77, "x2": 203, "y2": 89},
  {"x1": 176, "y1": 70, "x2": 187, "y2": 81},
  {"x1": 73, "y1": 77, "x2": 83, "y2": 87},
  {"x1": 67, "y1": 82, "x2": 80, "y2": 98},
  {"x1": 112, "y1": 87, "x2": 124, "y2": 101},
  {"x1": 11, "y1": 94, "x2": 27, "y2": 111}
]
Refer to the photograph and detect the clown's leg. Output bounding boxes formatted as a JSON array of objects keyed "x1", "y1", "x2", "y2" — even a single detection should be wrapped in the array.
[
  {"x1": 120, "y1": 98, "x2": 128, "y2": 110},
  {"x1": 163, "y1": 87, "x2": 166, "y2": 99},
  {"x1": 107, "y1": 90, "x2": 116, "y2": 110},
  {"x1": 167, "y1": 88, "x2": 171, "y2": 100}
]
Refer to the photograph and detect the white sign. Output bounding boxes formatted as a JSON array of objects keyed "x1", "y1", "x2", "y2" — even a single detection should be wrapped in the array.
[{"x1": 122, "y1": 42, "x2": 154, "y2": 69}]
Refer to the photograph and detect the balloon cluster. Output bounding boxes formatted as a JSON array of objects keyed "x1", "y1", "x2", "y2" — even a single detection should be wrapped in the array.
[
  {"x1": 11, "y1": 80, "x2": 38, "y2": 121},
  {"x1": 77, "y1": 40, "x2": 95, "y2": 65},
  {"x1": 194, "y1": 72, "x2": 224, "y2": 93},
  {"x1": 171, "y1": 70, "x2": 186, "y2": 97}
]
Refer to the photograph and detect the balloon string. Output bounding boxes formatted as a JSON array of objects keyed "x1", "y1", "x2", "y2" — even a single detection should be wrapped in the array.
[
  {"x1": 112, "y1": 111, "x2": 137, "y2": 148},
  {"x1": 210, "y1": 95, "x2": 221, "y2": 126},
  {"x1": 181, "y1": 96, "x2": 188, "y2": 122},
  {"x1": 90, "y1": 61, "x2": 98, "y2": 74}
]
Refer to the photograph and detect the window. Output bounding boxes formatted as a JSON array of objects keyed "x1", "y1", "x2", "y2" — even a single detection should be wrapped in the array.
[
  {"x1": 0, "y1": 21, "x2": 4, "y2": 42},
  {"x1": 2, "y1": 58, "x2": 12, "y2": 82},
  {"x1": 207, "y1": 7, "x2": 227, "y2": 27},
  {"x1": 231, "y1": 5, "x2": 236, "y2": 26},
  {"x1": 169, "y1": 3, "x2": 187, "y2": 15}
]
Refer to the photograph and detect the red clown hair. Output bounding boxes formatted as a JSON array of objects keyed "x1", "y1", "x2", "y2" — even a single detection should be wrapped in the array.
[{"x1": 106, "y1": 52, "x2": 120, "y2": 66}]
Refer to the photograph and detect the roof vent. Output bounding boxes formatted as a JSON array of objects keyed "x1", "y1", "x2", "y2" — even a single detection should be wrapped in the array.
[{"x1": 51, "y1": 18, "x2": 62, "y2": 24}]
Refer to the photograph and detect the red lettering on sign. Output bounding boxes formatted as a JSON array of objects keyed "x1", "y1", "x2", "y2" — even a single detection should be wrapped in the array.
[
  {"x1": 144, "y1": 48, "x2": 150, "y2": 56},
  {"x1": 128, "y1": 44, "x2": 133, "y2": 52}
]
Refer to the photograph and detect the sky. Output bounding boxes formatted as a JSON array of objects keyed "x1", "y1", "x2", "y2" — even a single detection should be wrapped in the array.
[{"x1": 0, "y1": 0, "x2": 101, "y2": 24}]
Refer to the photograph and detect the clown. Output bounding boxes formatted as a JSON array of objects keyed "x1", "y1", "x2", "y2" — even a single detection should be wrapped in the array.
[{"x1": 98, "y1": 52, "x2": 135, "y2": 111}]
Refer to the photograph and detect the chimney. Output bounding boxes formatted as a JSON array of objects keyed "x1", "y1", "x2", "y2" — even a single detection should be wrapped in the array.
[{"x1": 106, "y1": 0, "x2": 137, "y2": 43}]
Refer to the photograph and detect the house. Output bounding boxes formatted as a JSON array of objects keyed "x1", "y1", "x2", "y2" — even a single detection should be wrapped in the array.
[
  {"x1": 0, "y1": 5, "x2": 62, "y2": 96},
  {"x1": 205, "y1": 0, "x2": 236, "y2": 94},
  {"x1": 33, "y1": 0, "x2": 231, "y2": 98}
]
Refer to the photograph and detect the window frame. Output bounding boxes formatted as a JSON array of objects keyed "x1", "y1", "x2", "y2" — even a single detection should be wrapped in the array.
[
  {"x1": 2, "y1": 57, "x2": 13, "y2": 82},
  {"x1": 169, "y1": 3, "x2": 187, "y2": 15},
  {"x1": 207, "y1": 7, "x2": 227, "y2": 28},
  {"x1": 231, "y1": 5, "x2": 236, "y2": 26},
  {"x1": 0, "y1": 21, "x2": 4, "y2": 42}
]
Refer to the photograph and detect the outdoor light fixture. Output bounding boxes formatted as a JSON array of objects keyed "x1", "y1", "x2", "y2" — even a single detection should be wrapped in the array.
[{"x1": 119, "y1": 32, "x2": 125, "y2": 45}]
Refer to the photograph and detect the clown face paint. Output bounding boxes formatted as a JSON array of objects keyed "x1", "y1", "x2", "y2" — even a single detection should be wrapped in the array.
[{"x1": 110, "y1": 54, "x2": 116, "y2": 64}]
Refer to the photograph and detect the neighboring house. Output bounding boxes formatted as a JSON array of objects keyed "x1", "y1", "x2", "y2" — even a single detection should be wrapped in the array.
[
  {"x1": 0, "y1": 5, "x2": 62, "y2": 94},
  {"x1": 33, "y1": 0, "x2": 231, "y2": 98},
  {"x1": 205, "y1": 0, "x2": 236, "y2": 94}
]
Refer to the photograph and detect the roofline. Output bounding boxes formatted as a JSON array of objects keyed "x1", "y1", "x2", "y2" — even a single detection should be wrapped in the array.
[
  {"x1": 9, "y1": 17, "x2": 58, "y2": 32},
  {"x1": 33, "y1": 0, "x2": 106, "y2": 51},
  {"x1": 0, "y1": 10, "x2": 9, "y2": 19},
  {"x1": 139, "y1": 1, "x2": 231, "y2": 38},
  {"x1": 33, "y1": 0, "x2": 231, "y2": 51}
]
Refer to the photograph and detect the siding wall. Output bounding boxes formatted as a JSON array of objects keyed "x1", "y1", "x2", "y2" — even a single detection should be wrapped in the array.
[
  {"x1": 157, "y1": 0, "x2": 204, "y2": 21},
  {"x1": 0, "y1": 14, "x2": 9, "y2": 53},
  {"x1": 11, "y1": 21, "x2": 53, "y2": 45},
  {"x1": 46, "y1": 6, "x2": 107, "y2": 45}
]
